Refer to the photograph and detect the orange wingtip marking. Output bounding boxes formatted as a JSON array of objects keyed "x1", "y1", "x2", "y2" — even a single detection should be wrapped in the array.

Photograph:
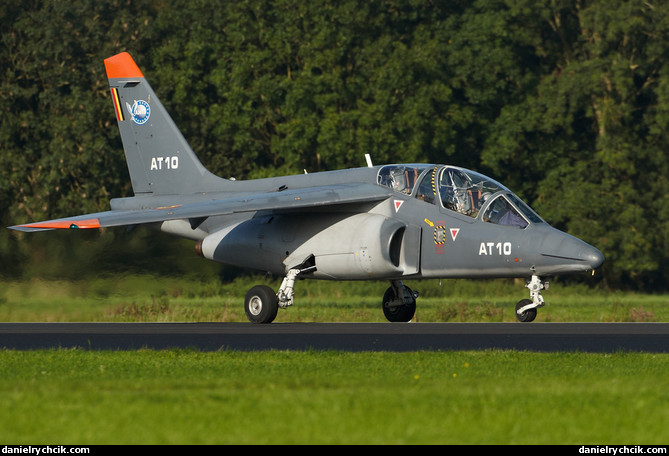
[
  {"x1": 20, "y1": 219, "x2": 101, "y2": 230},
  {"x1": 104, "y1": 52, "x2": 144, "y2": 79}
]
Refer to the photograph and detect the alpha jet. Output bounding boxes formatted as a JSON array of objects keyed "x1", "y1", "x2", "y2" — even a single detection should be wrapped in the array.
[{"x1": 10, "y1": 52, "x2": 604, "y2": 323}]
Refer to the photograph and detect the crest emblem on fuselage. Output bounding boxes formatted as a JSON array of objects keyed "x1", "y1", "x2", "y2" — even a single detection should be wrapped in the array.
[{"x1": 126, "y1": 100, "x2": 151, "y2": 125}]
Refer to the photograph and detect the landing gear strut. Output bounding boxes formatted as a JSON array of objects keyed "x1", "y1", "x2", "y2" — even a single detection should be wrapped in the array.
[
  {"x1": 382, "y1": 280, "x2": 418, "y2": 322},
  {"x1": 515, "y1": 275, "x2": 547, "y2": 322},
  {"x1": 244, "y1": 266, "x2": 315, "y2": 324}
]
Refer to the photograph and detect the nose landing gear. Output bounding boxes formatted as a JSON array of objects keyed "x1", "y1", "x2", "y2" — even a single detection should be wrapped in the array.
[{"x1": 515, "y1": 275, "x2": 547, "y2": 322}]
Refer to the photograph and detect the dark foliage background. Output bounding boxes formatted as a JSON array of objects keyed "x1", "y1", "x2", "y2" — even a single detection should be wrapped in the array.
[{"x1": 1, "y1": 0, "x2": 667, "y2": 290}]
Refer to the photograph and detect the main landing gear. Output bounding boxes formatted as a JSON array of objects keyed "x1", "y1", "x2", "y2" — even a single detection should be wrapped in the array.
[
  {"x1": 382, "y1": 280, "x2": 418, "y2": 322},
  {"x1": 244, "y1": 267, "x2": 312, "y2": 324},
  {"x1": 515, "y1": 275, "x2": 547, "y2": 322},
  {"x1": 244, "y1": 270, "x2": 419, "y2": 324}
]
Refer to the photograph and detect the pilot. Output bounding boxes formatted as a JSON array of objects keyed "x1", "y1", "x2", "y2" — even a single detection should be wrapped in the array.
[
  {"x1": 440, "y1": 168, "x2": 473, "y2": 215},
  {"x1": 498, "y1": 200, "x2": 527, "y2": 228},
  {"x1": 390, "y1": 169, "x2": 408, "y2": 194}
]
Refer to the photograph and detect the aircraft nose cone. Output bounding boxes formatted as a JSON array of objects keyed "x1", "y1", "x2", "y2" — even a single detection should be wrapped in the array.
[
  {"x1": 583, "y1": 246, "x2": 605, "y2": 270},
  {"x1": 561, "y1": 238, "x2": 605, "y2": 271},
  {"x1": 536, "y1": 227, "x2": 605, "y2": 274}
]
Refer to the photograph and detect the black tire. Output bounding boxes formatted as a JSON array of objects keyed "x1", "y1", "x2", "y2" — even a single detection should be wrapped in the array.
[
  {"x1": 515, "y1": 298, "x2": 537, "y2": 322},
  {"x1": 245, "y1": 285, "x2": 279, "y2": 324},
  {"x1": 382, "y1": 286, "x2": 416, "y2": 322}
]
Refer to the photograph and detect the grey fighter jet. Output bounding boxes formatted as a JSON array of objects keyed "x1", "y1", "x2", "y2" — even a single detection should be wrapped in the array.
[{"x1": 10, "y1": 53, "x2": 604, "y2": 324}]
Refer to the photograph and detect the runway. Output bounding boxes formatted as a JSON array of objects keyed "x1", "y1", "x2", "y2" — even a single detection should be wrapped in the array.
[{"x1": 0, "y1": 322, "x2": 668, "y2": 352}]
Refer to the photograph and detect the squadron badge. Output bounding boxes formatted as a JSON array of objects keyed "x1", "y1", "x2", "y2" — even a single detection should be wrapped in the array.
[{"x1": 126, "y1": 100, "x2": 151, "y2": 125}]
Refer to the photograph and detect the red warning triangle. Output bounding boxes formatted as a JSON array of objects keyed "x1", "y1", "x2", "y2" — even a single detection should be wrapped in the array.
[
  {"x1": 450, "y1": 228, "x2": 460, "y2": 241},
  {"x1": 394, "y1": 200, "x2": 404, "y2": 212}
]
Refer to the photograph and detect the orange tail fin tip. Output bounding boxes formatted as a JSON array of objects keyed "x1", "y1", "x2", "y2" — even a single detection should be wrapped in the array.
[{"x1": 104, "y1": 52, "x2": 143, "y2": 79}]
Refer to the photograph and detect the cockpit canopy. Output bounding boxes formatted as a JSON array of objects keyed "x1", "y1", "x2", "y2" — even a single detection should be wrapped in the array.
[{"x1": 377, "y1": 164, "x2": 543, "y2": 229}]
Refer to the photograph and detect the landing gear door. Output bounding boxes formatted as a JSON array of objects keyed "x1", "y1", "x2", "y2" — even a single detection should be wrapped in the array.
[{"x1": 399, "y1": 224, "x2": 421, "y2": 275}]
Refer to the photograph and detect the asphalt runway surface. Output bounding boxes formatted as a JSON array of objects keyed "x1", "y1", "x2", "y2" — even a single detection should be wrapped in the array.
[{"x1": 0, "y1": 322, "x2": 668, "y2": 352}]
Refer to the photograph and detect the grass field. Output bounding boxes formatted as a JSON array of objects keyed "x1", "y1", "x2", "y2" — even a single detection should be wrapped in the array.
[
  {"x1": 0, "y1": 349, "x2": 668, "y2": 444},
  {"x1": 0, "y1": 276, "x2": 667, "y2": 445},
  {"x1": 1, "y1": 275, "x2": 667, "y2": 323}
]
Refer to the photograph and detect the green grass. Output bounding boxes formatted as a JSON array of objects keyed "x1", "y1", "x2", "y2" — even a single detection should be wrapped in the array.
[
  {"x1": 0, "y1": 275, "x2": 667, "y2": 322},
  {"x1": 0, "y1": 349, "x2": 667, "y2": 444},
  {"x1": 1, "y1": 276, "x2": 667, "y2": 444}
]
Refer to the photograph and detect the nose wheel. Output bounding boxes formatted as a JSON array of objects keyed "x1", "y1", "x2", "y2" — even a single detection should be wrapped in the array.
[
  {"x1": 515, "y1": 299, "x2": 537, "y2": 322},
  {"x1": 515, "y1": 275, "x2": 547, "y2": 322}
]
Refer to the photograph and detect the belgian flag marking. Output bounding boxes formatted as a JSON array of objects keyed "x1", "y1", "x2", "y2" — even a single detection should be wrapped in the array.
[{"x1": 110, "y1": 87, "x2": 125, "y2": 121}]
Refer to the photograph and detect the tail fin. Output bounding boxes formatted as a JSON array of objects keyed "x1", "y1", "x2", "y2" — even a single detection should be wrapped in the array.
[{"x1": 104, "y1": 52, "x2": 225, "y2": 195}]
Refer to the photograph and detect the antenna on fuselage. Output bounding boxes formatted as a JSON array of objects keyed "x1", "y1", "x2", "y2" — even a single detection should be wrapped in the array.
[{"x1": 365, "y1": 154, "x2": 373, "y2": 167}]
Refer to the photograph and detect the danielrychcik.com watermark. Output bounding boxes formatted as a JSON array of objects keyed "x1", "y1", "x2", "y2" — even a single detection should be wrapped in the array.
[
  {"x1": 579, "y1": 446, "x2": 667, "y2": 455},
  {"x1": 2, "y1": 447, "x2": 90, "y2": 455}
]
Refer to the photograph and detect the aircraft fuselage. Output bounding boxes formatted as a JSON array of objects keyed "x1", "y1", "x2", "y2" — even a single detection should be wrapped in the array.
[{"x1": 146, "y1": 163, "x2": 606, "y2": 282}]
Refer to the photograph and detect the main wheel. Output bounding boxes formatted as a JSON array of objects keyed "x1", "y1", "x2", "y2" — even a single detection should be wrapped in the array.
[
  {"x1": 245, "y1": 285, "x2": 279, "y2": 324},
  {"x1": 382, "y1": 286, "x2": 416, "y2": 322},
  {"x1": 515, "y1": 298, "x2": 537, "y2": 322}
]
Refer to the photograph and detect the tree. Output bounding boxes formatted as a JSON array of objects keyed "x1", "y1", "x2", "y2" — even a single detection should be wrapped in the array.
[
  {"x1": 1, "y1": 0, "x2": 667, "y2": 288},
  {"x1": 479, "y1": 0, "x2": 669, "y2": 289}
]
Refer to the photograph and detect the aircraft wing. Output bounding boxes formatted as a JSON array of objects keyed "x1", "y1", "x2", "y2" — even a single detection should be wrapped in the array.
[{"x1": 9, "y1": 183, "x2": 392, "y2": 232}]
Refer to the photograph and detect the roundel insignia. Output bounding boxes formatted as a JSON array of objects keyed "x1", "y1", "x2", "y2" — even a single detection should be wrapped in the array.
[{"x1": 128, "y1": 100, "x2": 151, "y2": 125}]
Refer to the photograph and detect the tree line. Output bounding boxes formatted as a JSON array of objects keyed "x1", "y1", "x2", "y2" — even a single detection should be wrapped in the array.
[{"x1": 1, "y1": 0, "x2": 667, "y2": 290}]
